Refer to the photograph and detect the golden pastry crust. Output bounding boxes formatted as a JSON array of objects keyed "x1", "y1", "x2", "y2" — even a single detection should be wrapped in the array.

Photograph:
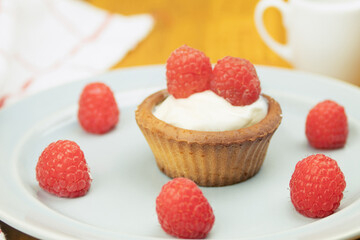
[{"x1": 135, "y1": 89, "x2": 282, "y2": 186}]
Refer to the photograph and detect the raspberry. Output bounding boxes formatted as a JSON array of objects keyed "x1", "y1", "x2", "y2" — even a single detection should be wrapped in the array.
[
  {"x1": 166, "y1": 45, "x2": 212, "y2": 98},
  {"x1": 78, "y1": 82, "x2": 119, "y2": 134},
  {"x1": 306, "y1": 100, "x2": 348, "y2": 149},
  {"x1": 156, "y1": 178, "x2": 215, "y2": 239},
  {"x1": 36, "y1": 140, "x2": 92, "y2": 198},
  {"x1": 289, "y1": 154, "x2": 346, "y2": 218},
  {"x1": 210, "y1": 56, "x2": 261, "y2": 106}
]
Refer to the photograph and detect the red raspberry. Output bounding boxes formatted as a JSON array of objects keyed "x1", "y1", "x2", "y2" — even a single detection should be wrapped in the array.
[
  {"x1": 36, "y1": 140, "x2": 92, "y2": 198},
  {"x1": 211, "y1": 56, "x2": 261, "y2": 106},
  {"x1": 156, "y1": 178, "x2": 215, "y2": 239},
  {"x1": 78, "y1": 82, "x2": 119, "y2": 134},
  {"x1": 166, "y1": 45, "x2": 212, "y2": 98},
  {"x1": 306, "y1": 100, "x2": 348, "y2": 149},
  {"x1": 290, "y1": 154, "x2": 346, "y2": 218}
]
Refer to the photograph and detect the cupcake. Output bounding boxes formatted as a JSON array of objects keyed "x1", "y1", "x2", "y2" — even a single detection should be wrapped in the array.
[{"x1": 135, "y1": 46, "x2": 282, "y2": 187}]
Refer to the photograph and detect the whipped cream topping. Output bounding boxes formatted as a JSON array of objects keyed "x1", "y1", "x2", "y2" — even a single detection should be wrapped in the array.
[{"x1": 153, "y1": 90, "x2": 268, "y2": 131}]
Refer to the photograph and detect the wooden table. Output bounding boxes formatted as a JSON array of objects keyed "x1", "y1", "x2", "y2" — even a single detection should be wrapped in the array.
[
  {"x1": 0, "y1": 0, "x2": 292, "y2": 239},
  {"x1": 95, "y1": 0, "x2": 291, "y2": 69}
]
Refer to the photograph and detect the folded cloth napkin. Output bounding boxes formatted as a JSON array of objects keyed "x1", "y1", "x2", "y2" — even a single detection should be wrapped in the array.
[{"x1": 0, "y1": 0, "x2": 154, "y2": 108}]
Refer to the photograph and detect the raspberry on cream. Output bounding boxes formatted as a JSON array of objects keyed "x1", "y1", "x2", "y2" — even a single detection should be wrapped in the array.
[
  {"x1": 166, "y1": 45, "x2": 212, "y2": 98},
  {"x1": 211, "y1": 56, "x2": 261, "y2": 106},
  {"x1": 153, "y1": 90, "x2": 268, "y2": 131}
]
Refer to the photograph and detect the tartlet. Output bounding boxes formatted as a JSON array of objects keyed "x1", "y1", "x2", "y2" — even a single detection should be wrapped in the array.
[{"x1": 135, "y1": 89, "x2": 282, "y2": 187}]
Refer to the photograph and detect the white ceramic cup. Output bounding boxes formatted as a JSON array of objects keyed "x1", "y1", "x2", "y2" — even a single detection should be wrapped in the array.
[{"x1": 255, "y1": 0, "x2": 360, "y2": 85}]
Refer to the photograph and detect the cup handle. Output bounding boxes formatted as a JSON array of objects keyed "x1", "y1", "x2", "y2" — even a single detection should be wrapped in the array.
[{"x1": 254, "y1": 0, "x2": 292, "y2": 62}]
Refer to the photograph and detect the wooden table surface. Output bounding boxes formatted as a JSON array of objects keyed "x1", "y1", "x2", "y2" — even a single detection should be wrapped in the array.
[
  {"x1": 98, "y1": 0, "x2": 291, "y2": 69},
  {"x1": 0, "y1": 0, "x2": 314, "y2": 239}
]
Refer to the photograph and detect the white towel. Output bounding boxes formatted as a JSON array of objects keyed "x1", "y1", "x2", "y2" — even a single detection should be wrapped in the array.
[{"x1": 0, "y1": 0, "x2": 154, "y2": 107}]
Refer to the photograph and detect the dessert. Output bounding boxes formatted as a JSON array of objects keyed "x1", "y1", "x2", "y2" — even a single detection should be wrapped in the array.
[
  {"x1": 289, "y1": 154, "x2": 346, "y2": 218},
  {"x1": 135, "y1": 46, "x2": 282, "y2": 187}
]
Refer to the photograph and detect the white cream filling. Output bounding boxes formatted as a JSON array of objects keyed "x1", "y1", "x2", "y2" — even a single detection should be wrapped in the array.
[{"x1": 153, "y1": 90, "x2": 268, "y2": 131}]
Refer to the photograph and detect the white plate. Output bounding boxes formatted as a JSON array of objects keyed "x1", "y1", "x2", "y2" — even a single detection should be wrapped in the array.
[{"x1": 1, "y1": 65, "x2": 360, "y2": 240}]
